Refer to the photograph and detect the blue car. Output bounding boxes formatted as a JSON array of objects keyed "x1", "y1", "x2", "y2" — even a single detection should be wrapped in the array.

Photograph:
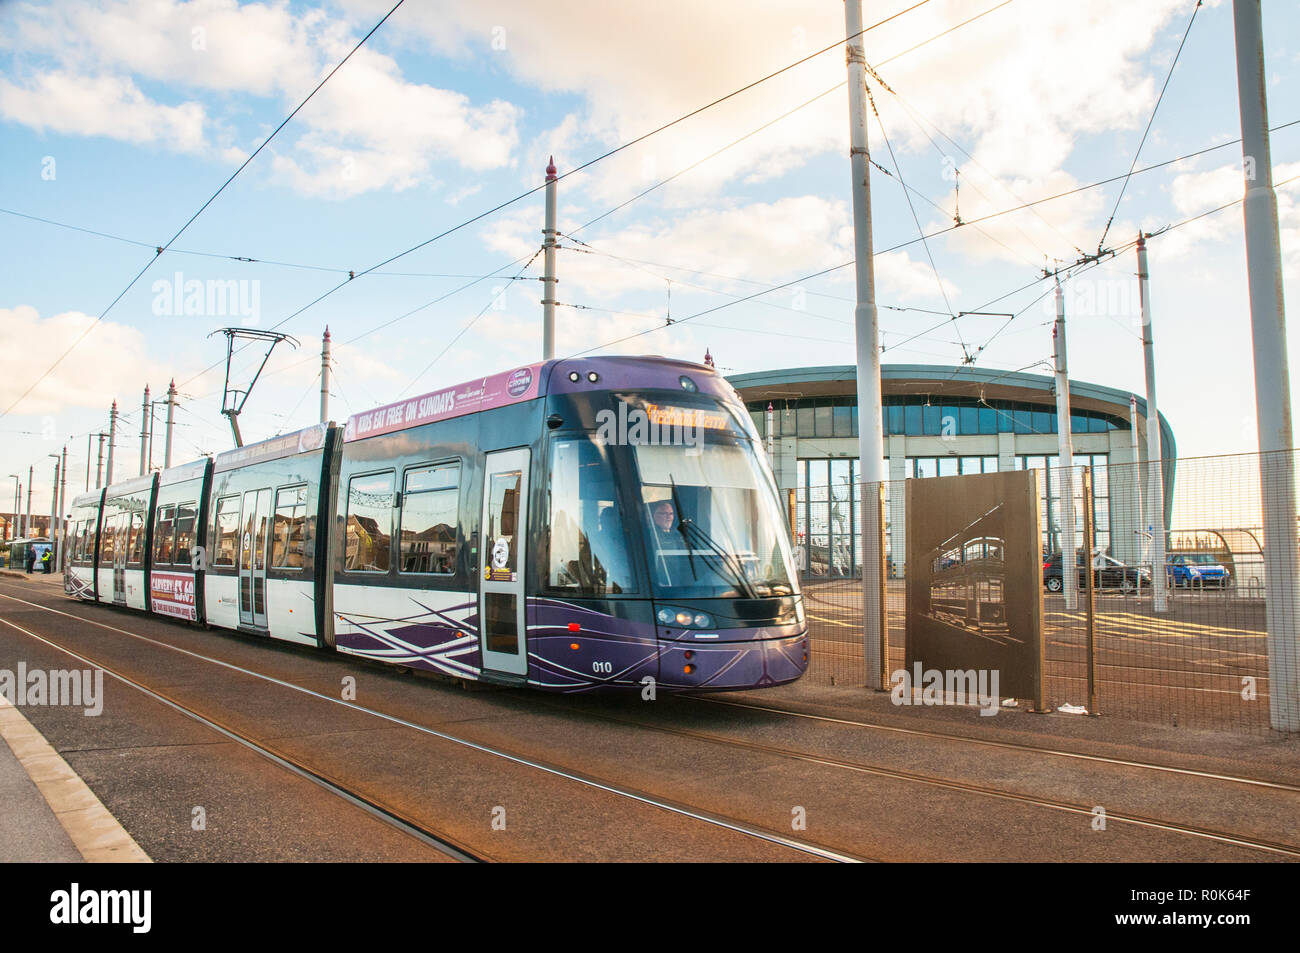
[{"x1": 1166, "y1": 553, "x2": 1231, "y2": 589}]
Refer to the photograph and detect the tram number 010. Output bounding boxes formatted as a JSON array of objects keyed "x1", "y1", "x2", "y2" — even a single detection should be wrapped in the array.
[{"x1": 592, "y1": 661, "x2": 613, "y2": 674}]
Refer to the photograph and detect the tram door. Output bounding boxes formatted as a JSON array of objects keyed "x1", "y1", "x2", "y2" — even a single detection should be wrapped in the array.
[
  {"x1": 239, "y1": 488, "x2": 272, "y2": 629},
  {"x1": 112, "y1": 512, "x2": 127, "y2": 604},
  {"x1": 479, "y1": 449, "x2": 529, "y2": 676}
]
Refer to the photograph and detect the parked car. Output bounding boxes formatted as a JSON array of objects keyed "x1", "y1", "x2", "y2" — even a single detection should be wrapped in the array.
[
  {"x1": 1043, "y1": 550, "x2": 1149, "y2": 594},
  {"x1": 1166, "y1": 552, "x2": 1231, "y2": 589}
]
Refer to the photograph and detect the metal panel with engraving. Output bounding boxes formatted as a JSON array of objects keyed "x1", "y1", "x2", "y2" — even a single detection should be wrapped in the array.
[{"x1": 906, "y1": 470, "x2": 1045, "y2": 707}]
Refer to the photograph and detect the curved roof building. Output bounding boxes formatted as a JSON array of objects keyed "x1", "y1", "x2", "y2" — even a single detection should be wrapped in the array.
[{"x1": 727, "y1": 364, "x2": 1175, "y2": 577}]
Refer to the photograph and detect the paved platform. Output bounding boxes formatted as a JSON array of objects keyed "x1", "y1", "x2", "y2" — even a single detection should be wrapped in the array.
[{"x1": 0, "y1": 713, "x2": 83, "y2": 862}]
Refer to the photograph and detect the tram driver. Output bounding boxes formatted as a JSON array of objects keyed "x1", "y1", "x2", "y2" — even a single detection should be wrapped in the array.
[{"x1": 649, "y1": 500, "x2": 679, "y2": 546}]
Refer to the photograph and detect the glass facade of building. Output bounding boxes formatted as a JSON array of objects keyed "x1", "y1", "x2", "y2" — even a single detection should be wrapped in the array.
[{"x1": 748, "y1": 396, "x2": 1125, "y2": 440}]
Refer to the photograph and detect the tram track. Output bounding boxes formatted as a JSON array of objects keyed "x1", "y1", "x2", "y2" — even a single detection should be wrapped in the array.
[
  {"x1": 6, "y1": 584, "x2": 1294, "y2": 862},
  {"x1": 0, "y1": 588, "x2": 863, "y2": 863},
  {"x1": 686, "y1": 696, "x2": 1300, "y2": 792},
  {"x1": 530, "y1": 696, "x2": 1300, "y2": 858},
  {"x1": 0, "y1": 613, "x2": 488, "y2": 863}
]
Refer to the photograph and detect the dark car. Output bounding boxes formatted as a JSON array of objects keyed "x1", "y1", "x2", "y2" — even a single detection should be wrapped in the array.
[{"x1": 1043, "y1": 550, "x2": 1149, "y2": 594}]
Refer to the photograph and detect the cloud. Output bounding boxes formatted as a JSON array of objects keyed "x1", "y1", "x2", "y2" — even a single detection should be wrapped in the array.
[
  {"x1": 0, "y1": 0, "x2": 523, "y2": 195},
  {"x1": 388, "y1": 0, "x2": 1189, "y2": 213},
  {"x1": 0, "y1": 306, "x2": 191, "y2": 416},
  {"x1": 268, "y1": 47, "x2": 521, "y2": 196},
  {"x1": 0, "y1": 72, "x2": 208, "y2": 152}
]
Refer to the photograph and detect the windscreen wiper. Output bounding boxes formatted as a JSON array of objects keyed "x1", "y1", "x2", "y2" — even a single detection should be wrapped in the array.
[
  {"x1": 677, "y1": 518, "x2": 760, "y2": 600},
  {"x1": 669, "y1": 476, "x2": 698, "y2": 580}
]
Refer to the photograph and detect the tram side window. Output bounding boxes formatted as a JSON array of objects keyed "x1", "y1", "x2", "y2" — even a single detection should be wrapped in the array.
[
  {"x1": 213, "y1": 496, "x2": 240, "y2": 567},
  {"x1": 547, "y1": 437, "x2": 635, "y2": 595},
  {"x1": 174, "y1": 503, "x2": 196, "y2": 567},
  {"x1": 84, "y1": 520, "x2": 96, "y2": 563},
  {"x1": 127, "y1": 512, "x2": 145, "y2": 566},
  {"x1": 154, "y1": 506, "x2": 176, "y2": 565},
  {"x1": 70, "y1": 520, "x2": 83, "y2": 562},
  {"x1": 272, "y1": 486, "x2": 308, "y2": 569},
  {"x1": 399, "y1": 464, "x2": 459, "y2": 575},
  {"x1": 100, "y1": 513, "x2": 116, "y2": 563},
  {"x1": 345, "y1": 471, "x2": 394, "y2": 573}
]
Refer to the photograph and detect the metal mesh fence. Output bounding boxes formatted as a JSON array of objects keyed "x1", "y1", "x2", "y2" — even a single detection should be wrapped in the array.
[{"x1": 798, "y1": 450, "x2": 1300, "y2": 734}]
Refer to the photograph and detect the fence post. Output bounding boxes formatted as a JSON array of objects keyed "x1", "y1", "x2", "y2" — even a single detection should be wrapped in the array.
[
  {"x1": 1082, "y1": 467, "x2": 1098, "y2": 716},
  {"x1": 875, "y1": 482, "x2": 889, "y2": 690}
]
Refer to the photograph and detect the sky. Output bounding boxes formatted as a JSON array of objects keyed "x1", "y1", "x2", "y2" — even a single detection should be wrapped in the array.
[{"x1": 0, "y1": 0, "x2": 1298, "y2": 520}]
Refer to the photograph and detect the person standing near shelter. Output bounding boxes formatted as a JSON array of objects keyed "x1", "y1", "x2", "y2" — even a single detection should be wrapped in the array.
[
  {"x1": 24, "y1": 546, "x2": 35, "y2": 574},
  {"x1": 40, "y1": 548, "x2": 51, "y2": 574}
]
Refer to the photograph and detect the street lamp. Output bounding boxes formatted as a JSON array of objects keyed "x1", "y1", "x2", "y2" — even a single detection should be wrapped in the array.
[{"x1": 7, "y1": 475, "x2": 18, "y2": 542}]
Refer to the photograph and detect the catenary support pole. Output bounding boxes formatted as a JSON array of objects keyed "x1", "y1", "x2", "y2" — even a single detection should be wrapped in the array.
[
  {"x1": 165, "y1": 380, "x2": 177, "y2": 469},
  {"x1": 59, "y1": 445, "x2": 67, "y2": 571},
  {"x1": 1054, "y1": 280, "x2": 1078, "y2": 610},
  {"x1": 542, "y1": 157, "x2": 558, "y2": 361},
  {"x1": 845, "y1": 0, "x2": 887, "y2": 688},
  {"x1": 105, "y1": 401, "x2": 117, "y2": 487},
  {"x1": 1234, "y1": 0, "x2": 1300, "y2": 732},
  {"x1": 1136, "y1": 235, "x2": 1168, "y2": 612},
  {"x1": 24, "y1": 466, "x2": 31, "y2": 538},
  {"x1": 320, "y1": 328, "x2": 331, "y2": 424},
  {"x1": 48, "y1": 455, "x2": 58, "y2": 564},
  {"x1": 139, "y1": 385, "x2": 150, "y2": 476}
]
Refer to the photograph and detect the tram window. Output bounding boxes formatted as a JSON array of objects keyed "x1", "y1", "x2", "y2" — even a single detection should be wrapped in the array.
[
  {"x1": 127, "y1": 512, "x2": 145, "y2": 566},
  {"x1": 174, "y1": 503, "x2": 197, "y2": 567},
  {"x1": 84, "y1": 521, "x2": 96, "y2": 563},
  {"x1": 213, "y1": 496, "x2": 240, "y2": 567},
  {"x1": 345, "y1": 471, "x2": 394, "y2": 572},
  {"x1": 399, "y1": 464, "x2": 459, "y2": 575},
  {"x1": 547, "y1": 438, "x2": 635, "y2": 595},
  {"x1": 100, "y1": 513, "x2": 116, "y2": 562},
  {"x1": 272, "y1": 485, "x2": 308, "y2": 569},
  {"x1": 154, "y1": 506, "x2": 176, "y2": 565}
]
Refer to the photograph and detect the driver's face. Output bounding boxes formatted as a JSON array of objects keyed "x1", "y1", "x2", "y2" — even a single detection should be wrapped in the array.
[{"x1": 653, "y1": 502, "x2": 675, "y2": 532}]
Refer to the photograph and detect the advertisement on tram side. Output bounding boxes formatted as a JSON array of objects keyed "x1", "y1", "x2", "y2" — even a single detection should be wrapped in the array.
[{"x1": 151, "y1": 570, "x2": 197, "y2": 621}]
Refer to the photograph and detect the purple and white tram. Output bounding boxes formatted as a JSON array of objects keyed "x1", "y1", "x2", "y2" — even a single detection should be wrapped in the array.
[{"x1": 65, "y1": 356, "x2": 807, "y2": 692}]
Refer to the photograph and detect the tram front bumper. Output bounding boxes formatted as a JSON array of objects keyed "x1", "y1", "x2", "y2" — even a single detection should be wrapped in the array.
[{"x1": 657, "y1": 630, "x2": 808, "y2": 691}]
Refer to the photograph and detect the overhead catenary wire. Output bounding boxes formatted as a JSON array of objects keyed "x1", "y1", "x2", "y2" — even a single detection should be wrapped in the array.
[
  {"x1": 566, "y1": 170, "x2": 1299, "y2": 363},
  {"x1": 176, "y1": 0, "x2": 941, "y2": 394},
  {"x1": 1095, "y1": 0, "x2": 1204, "y2": 254},
  {"x1": 861, "y1": 77, "x2": 966, "y2": 359}
]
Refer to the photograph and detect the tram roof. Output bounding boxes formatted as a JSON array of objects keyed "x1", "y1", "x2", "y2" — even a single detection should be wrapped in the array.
[
  {"x1": 342, "y1": 355, "x2": 731, "y2": 443},
  {"x1": 213, "y1": 423, "x2": 329, "y2": 473}
]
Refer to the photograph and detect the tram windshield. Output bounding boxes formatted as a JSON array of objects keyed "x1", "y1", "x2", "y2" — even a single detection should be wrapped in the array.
[{"x1": 632, "y1": 434, "x2": 796, "y2": 600}]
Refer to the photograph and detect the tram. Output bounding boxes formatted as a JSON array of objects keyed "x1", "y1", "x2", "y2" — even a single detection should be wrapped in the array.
[{"x1": 65, "y1": 356, "x2": 807, "y2": 692}]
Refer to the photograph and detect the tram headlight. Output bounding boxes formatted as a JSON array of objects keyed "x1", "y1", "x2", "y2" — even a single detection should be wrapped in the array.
[{"x1": 657, "y1": 606, "x2": 712, "y2": 629}]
